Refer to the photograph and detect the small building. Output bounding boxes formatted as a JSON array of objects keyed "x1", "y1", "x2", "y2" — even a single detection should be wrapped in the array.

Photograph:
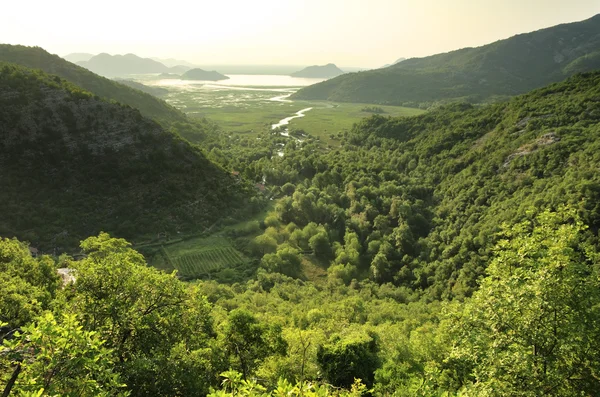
[{"x1": 29, "y1": 246, "x2": 39, "y2": 257}]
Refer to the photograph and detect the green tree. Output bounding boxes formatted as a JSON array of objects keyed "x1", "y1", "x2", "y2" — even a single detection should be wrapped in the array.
[
  {"x1": 317, "y1": 329, "x2": 380, "y2": 389},
  {"x1": 1, "y1": 312, "x2": 127, "y2": 397},
  {"x1": 0, "y1": 238, "x2": 59, "y2": 329},
  {"x1": 221, "y1": 309, "x2": 287, "y2": 380},
  {"x1": 445, "y1": 209, "x2": 600, "y2": 396},
  {"x1": 63, "y1": 233, "x2": 218, "y2": 396}
]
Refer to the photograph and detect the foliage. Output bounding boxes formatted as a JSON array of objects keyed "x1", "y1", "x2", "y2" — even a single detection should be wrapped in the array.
[
  {"x1": 444, "y1": 209, "x2": 600, "y2": 396},
  {"x1": 1, "y1": 312, "x2": 127, "y2": 397},
  {"x1": 221, "y1": 309, "x2": 287, "y2": 380},
  {"x1": 208, "y1": 370, "x2": 366, "y2": 397},
  {"x1": 317, "y1": 329, "x2": 380, "y2": 388},
  {"x1": 0, "y1": 238, "x2": 59, "y2": 329}
]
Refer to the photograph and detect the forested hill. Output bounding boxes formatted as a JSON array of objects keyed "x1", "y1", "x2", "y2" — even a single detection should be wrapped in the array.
[
  {"x1": 292, "y1": 14, "x2": 600, "y2": 105},
  {"x1": 347, "y1": 71, "x2": 600, "y2": 296},
  {"x1": 0, "y1": 63, "x2": 250, "y2": 250},
  {"x1": 0, "y1": 44, "x2": 187, "y2": 125}
]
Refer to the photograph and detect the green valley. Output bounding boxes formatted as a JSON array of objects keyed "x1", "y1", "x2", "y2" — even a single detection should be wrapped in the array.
[{"x1": 2, "y1": 8, "x2": 600, "y2": 397}]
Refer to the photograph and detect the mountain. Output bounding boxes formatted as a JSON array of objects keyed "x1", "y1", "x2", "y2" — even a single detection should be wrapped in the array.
[
  {"x1": 290, "y1": 63, "x2": 345, "y2": 78},
  {"x1": 113, "y1": 79, "x2": 169, "y2": 97},
  {"x1": 151, "y1": 57, "x2": 197, "y2": 68},
  {"x1": 292, "y1": 14, "x2": 600, "y2": 105},
  {"x1": 0, "y1": 45, "x2": 186, "y2": 125},
  {"x1": 380, "y1": 57, "x2": 406, "y2": 68},
  {"x1": 77, "y1": 53, "x2": 170, "y2": 76},
  {"x1": 181, "y1": 68, "x2": 229, "y2": 81},
  {"x1": 168, "y1": 65, "x2": 191, "y2": 74},
  {"x1": 63, "y1": 52, "x2": 95, "y2": 63},
  {"x1": 0, "y1": 62, "x2": 248, "y2": 250},
  {"x1": 158, "y1": 73, "x2": 181, "y2": 79}
]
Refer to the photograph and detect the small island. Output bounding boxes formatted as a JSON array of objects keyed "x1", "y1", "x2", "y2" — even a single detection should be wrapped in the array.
[
  {"x1": 180, "y1": 68, "x2": 229, "y2": 81},
  {"x1": 290, "y1": 63, "x2": 345, "y2": 78},
  {"x1": 158, "y1": 73, "x2": 181, "y2": 79}
]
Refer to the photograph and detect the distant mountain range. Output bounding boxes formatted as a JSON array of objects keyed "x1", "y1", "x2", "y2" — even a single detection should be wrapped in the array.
[
  {"x1": 292, "y1": 14, "x2": 600, "y2": 104},
  {"x1": 64, "y1": 52, "x2": 95, "y2": 63},
  {"x1": 181, "y1": 68, "x2": 229, "y2": 81},
  {"x1": 76, "y1": 53, "x2": 191, "y2": 77},
  {"x1": 290, "y1": 63, "x2": 345, "y2": 78}
]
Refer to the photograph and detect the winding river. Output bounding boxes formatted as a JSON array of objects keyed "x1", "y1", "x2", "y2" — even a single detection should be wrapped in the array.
[{"x1": 271, "y1": 107, "x2": 313, "y2": 131}]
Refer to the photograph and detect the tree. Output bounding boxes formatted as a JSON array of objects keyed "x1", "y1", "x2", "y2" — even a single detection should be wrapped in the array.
[
  {"x1": 251, "y1": 234, "x2": 278, "y2": 256},
  {"x1": 0, "y1": 238, "x2": 59, "y2": 329},
  {"x1": 261, "y1": 245, "x2": 303, "y2": 278},
  {"x1": 309, "y1": 231, "x2": 332, "y2": 260},
  {"x1": 1, "y1": 312, "x2": 127, "y2": 397},
  {"x1": 317, "y1": 329, "x2": 380, "y2": 388},
  {"x1": 221, "y1": 309, "x2": 287, "y2": 380},
  {"x1": 445, "y1": 209, "x2": 600, "y2": 396},
  {"x1": 63, "y1": 233, "x2": 218, "y2": 396}
]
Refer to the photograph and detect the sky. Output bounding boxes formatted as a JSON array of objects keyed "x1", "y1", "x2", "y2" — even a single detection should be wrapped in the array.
[{"x1": 2, "y1": 0, "x2": 600, "y2": 68}]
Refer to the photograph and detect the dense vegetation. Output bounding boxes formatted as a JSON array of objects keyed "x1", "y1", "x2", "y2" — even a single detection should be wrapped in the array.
[
  {"x1": 2, "y1": 41, "x2": 600, "y2": 396},
  {"x1": 203, "y1": 72, "x2": 600, "y2": 299},
  {"x1": 292, "y1": 14, "x2": 600, "y2": 106},
  {"x1": 0, "y1": 63, "x2": 251, "y2": 250},
  {"x1": 2, "y1": 210, "x2": 598, "y2": 396}
]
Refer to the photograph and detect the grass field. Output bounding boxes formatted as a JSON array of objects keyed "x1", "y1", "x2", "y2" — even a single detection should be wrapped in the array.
[
  {"x1": 177, "y1": 91, "x2": 425, "y2": 145},
  {"x1": 290, "y1": 101, "x2": 425, "y2": 146},
  {"x1": 152, "y1": 82, "x2": 426, "y2": 142}
]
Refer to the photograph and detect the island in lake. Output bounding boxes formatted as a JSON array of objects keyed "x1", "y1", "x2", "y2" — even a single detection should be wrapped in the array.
[{"x1": 181, "y1": 68, "x2": 229, "y2": 81}]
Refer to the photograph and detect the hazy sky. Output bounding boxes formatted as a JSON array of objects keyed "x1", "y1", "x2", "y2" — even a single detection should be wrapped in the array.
[{"x1": 2, "y1": 0, "x2": 599, "y2": 67}]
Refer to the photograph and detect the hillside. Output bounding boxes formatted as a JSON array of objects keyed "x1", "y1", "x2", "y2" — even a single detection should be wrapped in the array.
[
  {"x1": 210, "y1": 71, "x2": 600, "y2": 299},
  {"x1": 290, "y1": 63, "x2": 345, "y2": 78},
  {"x1": 0, "y1": 44, "x2": 187, "y2": 125},
  {"x1": 0, "y1": 63, "x2": 250, "y2": 250},
  {"x1": 293, "y1": 14, "x2": 600, "y2": 104},
  {"x1": 114, "y1": 79, "x2": 169, "y2": 97},
  {"x1": 181, "y1": 68, "x2": 229, "y2": 81}
]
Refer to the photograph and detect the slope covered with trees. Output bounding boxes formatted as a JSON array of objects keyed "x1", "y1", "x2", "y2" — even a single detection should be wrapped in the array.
[
  {"x1": 0, "y1": 45, "x2": 187, "y2": 125},
  {"x1": 207, "y1": 71, "x2": 600, "y2": 299},
  {"x1": 0, "y1": 63, "x2": 251, "y2": 250},
  {"x1": 292, "y1": 14, "x2": 600, "y2": 105}
]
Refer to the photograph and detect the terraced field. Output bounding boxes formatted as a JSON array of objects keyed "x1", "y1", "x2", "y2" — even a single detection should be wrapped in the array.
[{"x1": 171, "y1": 246, "x2": 247, "y2": 278}]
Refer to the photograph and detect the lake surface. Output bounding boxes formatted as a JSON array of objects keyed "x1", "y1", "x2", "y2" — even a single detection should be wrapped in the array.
[{"x1": 146, "y1": 74, "x2": 325, "y2": 89}]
